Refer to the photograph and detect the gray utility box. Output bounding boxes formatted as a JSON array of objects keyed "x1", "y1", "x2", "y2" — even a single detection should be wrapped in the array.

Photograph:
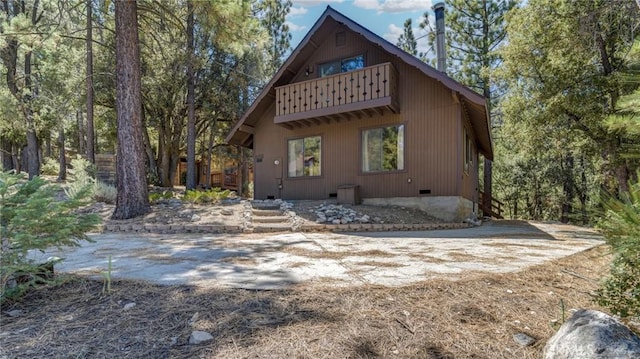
[{"x1": 337, "y1": 184, "x2": 361, "y2": 205}]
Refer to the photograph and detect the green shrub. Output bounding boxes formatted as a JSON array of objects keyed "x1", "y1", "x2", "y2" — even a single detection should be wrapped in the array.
[
  {"x1": 94, "y1": 181, "x2": 117, "y2": 204},
  {"x1": 67, "y1": 156, "x2": 96, "y2": 200},
  {"x1": 41, "y1": 158, "x2": 59, "y2": 176},
  {"x1": 182, "y1": 188, "x2": 232, "y2": 204},
  {"x1": 596, "y1": 175, "x2": 640, "y2": 318},
  {"x1": 0, "y1": 172, "x2": 101, "y2": 303}
]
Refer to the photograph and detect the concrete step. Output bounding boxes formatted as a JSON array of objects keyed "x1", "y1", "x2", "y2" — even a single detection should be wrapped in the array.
[
  {"x1": 253, "y1": 216, "x2": 289, "y2": 224},
  {"x1": 252, "y1": 209, "x2": 282, "y2": 217}
]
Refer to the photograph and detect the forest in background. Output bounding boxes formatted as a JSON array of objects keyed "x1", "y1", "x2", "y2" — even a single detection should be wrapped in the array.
[{"x1": 1, "y1": 0, "x2": 639, "y2": 224}]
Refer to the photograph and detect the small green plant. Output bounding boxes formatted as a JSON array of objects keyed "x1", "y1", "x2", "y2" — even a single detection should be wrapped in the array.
[
  {"x1": 101, "y1": 255, "x2": 112, "y2": 294},
  {"x1": 1, "y1": 171, "x2": 101, "y2": 303},
  {"x1": 550, "y1": 298, "x2": 566, "y2": 330},
  {"x1": 595, "y1": 174, "x2": 640, "y2": 318},
  {"x1": 149, "y1": 190, "x2": 174, "y2": 203}
]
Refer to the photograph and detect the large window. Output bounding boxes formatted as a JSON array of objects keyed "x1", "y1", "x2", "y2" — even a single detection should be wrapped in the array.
[
  {"x1": 318, "y1": 55, "x2": 365, "y2": 77},
  {"x1": 288, "y1": 136, "x2": 321, "y2": 177},
  {"x1": 362, "y1": 124, "x2": 405, "y2": 173}
]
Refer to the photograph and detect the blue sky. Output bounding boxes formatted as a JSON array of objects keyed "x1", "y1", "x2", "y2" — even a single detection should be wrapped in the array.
[{"x1": 286, "y1": 0, "x2": 438, "y2": 56}]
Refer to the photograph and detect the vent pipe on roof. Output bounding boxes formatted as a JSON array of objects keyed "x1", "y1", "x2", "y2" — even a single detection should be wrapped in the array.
[{"x1": 433, "y1": 2, "x2": 446, "y2": 73}]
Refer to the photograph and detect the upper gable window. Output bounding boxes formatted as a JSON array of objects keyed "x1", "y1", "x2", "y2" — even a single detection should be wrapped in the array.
[{"x1": 318, "y1": 55, "x2": 364, "y2": 77}]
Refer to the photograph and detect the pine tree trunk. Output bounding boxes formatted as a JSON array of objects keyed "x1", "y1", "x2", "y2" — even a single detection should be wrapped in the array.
[
  {"x1": 86, "y1": 0, "x2": 95, "y2": 163},
  {"x1": 24, "y1": 51, "x2": 40, "y2": 179},
  {"x1": 141, "y1": 109, "x2": 158, "y2": 184},
  {"x1": 112, "y1": 0, "x2": 150, "y2": 219},
  {"x1": 58, "y1": 126, "x2": 66, "y2": 181},
  {"x1": 77, "y1": 110, "x2": 85, "y2": 154},
  {"x1": 185, "y1": 0, "x2": 196, "y2": 190},
  {"x1": 560, "y1": 153, "x2": 574, "y2": 223},
  {"x1": 1, "y1": 136, "x2": 14, "y2": 171},
  {"x1": 205, "y1": 124, "x2": 215, "y2": 188}
]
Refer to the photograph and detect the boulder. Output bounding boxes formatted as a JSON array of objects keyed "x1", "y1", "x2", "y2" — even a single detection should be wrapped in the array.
[
  {"x1": 544, "y1": 309, "x2": 640, "y2": 359},
  {"x1": 188, "y1": 330, "x2": 213, "y2": 345}
]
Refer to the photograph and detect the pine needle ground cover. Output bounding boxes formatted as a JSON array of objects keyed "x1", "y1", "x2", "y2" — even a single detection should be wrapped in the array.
[{"x1": 0, "y1": 246, "x2": 618, "y2": 359}]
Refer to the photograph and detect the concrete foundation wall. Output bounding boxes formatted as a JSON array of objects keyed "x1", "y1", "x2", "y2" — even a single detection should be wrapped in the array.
[{"x1": 362, "y1": 196, "x2": 475, "y2": 223}]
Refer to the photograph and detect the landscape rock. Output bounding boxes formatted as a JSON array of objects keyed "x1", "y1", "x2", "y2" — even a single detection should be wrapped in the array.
[
  {"x1": 221, "y1": 209, "x2": 233, "y2": 216},
  {"x1": 544, "y1": 309, "x2": 640, "y2": 359},
  {"x1": 123, "y1": 302, "x2": 136, "y2": 310},
  {"x1": 311, "y1": 204, "x2": 375, "y2": 224},
  {"x1": 190, "y1": 214, "x2": 201, "y2": 222},
  {"x1": 5, "y1": 310, "x2": 23, "y2": 318},
  {"x1": 189, "y1": 330, "x2": 213, "y2": 345},
  {"x1": 513, "y1": 333, "x2": 536, "y2": 346}
]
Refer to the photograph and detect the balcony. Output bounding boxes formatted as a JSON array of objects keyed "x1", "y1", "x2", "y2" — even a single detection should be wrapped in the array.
[{"x1": 274, "y1": 62, "x2": 399, "y2": 128}]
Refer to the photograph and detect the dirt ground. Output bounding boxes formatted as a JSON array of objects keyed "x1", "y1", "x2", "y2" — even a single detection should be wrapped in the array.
[{"x1": 1, "y1": 245, "x2": 623, "y2": 359}]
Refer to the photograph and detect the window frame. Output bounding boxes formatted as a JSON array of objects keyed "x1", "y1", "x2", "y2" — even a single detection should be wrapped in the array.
[
  {"x1": 286, "y1": 134, "x2": 323, "y2": 179},
  {"x1": 360, "y1": 123, "x2": 406, "y2": 175},
  {"x1": 463, "y1": 130, "x2": 473, "y2": 175}
]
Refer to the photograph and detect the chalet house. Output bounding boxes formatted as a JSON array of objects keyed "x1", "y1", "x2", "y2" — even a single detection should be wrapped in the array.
[{"x1": 226, "y1": 5, "x2": 493, "y2": 222}]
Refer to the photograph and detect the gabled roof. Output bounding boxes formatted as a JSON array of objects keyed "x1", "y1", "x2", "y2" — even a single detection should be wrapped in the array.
[{"x1": 226, "y1": 6, "x2": 492, "y2": 160}]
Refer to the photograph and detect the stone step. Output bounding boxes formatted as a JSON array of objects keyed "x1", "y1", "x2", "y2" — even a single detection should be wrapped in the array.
[
  {"x1": 252, "y1": 209, "x2": 282, "y2": 217},
  {"x1": 252, "y1": 223, "x2": 292, "y2": 233},
  {"x1": 253, "y1": 216, "x2": 289, "y2": 224}
]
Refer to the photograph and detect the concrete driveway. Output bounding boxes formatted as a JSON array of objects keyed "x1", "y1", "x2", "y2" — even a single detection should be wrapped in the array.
[{"x1": 33, "y1": 220, "x2": 604, "y2": 289}]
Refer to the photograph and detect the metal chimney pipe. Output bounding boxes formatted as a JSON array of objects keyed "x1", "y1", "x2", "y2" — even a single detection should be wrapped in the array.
[{"x1": 432, "y1": 2, "x2": 446, "y2": 73}]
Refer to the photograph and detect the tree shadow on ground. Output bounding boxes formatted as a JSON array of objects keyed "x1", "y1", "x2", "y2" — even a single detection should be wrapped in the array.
[{"x1": 0, "y1": 278, "x2": 337, "y2": 358}]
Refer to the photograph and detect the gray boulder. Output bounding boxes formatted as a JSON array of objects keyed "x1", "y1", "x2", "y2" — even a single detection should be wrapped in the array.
[
  {"x1": 188, "y1": 330, "x2": 213, "y2": 345},
  {"x1": 544, "y1": 309, "x2": 640, "y2": 359}
]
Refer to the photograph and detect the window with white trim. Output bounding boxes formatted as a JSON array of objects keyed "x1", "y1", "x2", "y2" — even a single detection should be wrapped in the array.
[
  {"x1": 362, "y1": 124, "x2": 405, "y2": 173},
  {"x1": 288, "y1": 136, "x2": 321, "y2": 177}
]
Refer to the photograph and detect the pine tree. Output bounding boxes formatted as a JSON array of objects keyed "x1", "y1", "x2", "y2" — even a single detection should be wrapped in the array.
[{"x1": 397, "y1": 19, "x2": 417, "y2": 56}]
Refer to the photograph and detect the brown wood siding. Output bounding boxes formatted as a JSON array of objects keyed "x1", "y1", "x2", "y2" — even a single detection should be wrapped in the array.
[{"x1": 252, "y1": 26, "x2": 477, "y2": 201}]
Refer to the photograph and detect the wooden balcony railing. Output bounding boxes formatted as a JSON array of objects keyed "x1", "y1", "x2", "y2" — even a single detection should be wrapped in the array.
[{"x1": 274, "y1": 62, "x2": 399, "y2": 125}]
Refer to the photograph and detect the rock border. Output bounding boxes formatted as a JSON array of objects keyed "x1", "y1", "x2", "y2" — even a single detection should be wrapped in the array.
[{"x1": 101, "y1": 221, "x2": 471, "y2": 234}]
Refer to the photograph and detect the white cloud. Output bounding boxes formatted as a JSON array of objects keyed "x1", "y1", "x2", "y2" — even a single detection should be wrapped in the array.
[
  {"x1": 379, "y1": 0, "x2": 433, "y2": 13},
  {"x1": 291, "y1": 0, "x2": 345, "y2": 6},
  {"x1": 288, "y1": 6, "x2": 308, "y2": 17},
  {"x1": 285, "y1": 21, "x2": 307, "y2": 32},
  {"x1": 383, "y1": 20, "x2": 434, "y2": 58},
  {"x1": 383, "y1": 23, "x2": 403, "y2": 44},
  {"x1": 354, "y1": 0, "x2": 433, "y2": 14},
  {"x1": 353, "y1": 0, "x2": 380, "y2": 10}
]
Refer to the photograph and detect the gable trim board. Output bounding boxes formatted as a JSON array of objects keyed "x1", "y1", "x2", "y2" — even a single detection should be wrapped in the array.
[{"x1": 226, "y1": 6, "x2": 493, "y2": 222}]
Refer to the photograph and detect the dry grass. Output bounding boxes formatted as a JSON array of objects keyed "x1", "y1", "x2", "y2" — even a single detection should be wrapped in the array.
[{"x1": 0, "y1": 246, "x2": 615, "y2": 359}]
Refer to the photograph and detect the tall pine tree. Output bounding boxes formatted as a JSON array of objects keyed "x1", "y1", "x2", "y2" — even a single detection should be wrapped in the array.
[
  {"x1": 397, "y1": 19, "x2": 418, "y2": 56},
  {"x1": 442, "y1": 0, "x2": 517, "y2": 216}
]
